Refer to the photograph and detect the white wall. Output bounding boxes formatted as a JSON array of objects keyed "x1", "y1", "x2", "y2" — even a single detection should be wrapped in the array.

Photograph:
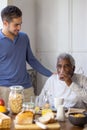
[
  {"x1": 0, "y1": 0, "x2": 7, "y2": 28},
  {"x1": 72, "y1": 0, "x2": 87, "y2": 75}
]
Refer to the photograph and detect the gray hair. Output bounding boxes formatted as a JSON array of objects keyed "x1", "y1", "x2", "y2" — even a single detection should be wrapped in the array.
[{"x1": 57, "y1": 53, "x2": 75, "y2": 67}]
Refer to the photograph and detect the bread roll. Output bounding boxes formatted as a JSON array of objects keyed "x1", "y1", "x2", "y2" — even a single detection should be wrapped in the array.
[
  {"x1": 15, "y1": 110, "x2": 34, "y2": 125},
  {"x1": 0, "y1": 112, "x2": 11, "y2": 128},
  {"x1": 38, "y1": 115, "x2": 51, "y2": 124},
  {"x1": 38, "y1": 112, "x2": 55, "y2": 124}
]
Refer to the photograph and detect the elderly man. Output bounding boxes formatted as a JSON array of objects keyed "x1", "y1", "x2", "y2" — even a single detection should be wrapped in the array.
[{"x1": 39, "y1": 53, "x2": 87, "y2": 109}]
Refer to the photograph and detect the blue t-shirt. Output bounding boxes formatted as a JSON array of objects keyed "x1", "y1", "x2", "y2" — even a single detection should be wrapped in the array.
[{"x1": 0, "y1": 30, "x2": 52, "y2": 88}]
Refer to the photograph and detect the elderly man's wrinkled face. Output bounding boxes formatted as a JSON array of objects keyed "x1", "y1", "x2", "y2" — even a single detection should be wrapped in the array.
[{"x1": 56, "y1": 58, "x2": 75, "y2": 81}]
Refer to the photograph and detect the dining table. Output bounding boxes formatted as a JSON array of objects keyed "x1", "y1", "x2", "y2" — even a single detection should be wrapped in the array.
[
  {"x1": 4, "y1": 113, "x2": 85, "y2": 130},
  {"x1": 59, "y1": 118, "x2": 84, "y2": 130}
]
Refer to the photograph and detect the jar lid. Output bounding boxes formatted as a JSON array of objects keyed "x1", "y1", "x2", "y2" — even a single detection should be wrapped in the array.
[{"x1": 10, "y1": 85, "x2": 24, "y2": 90}]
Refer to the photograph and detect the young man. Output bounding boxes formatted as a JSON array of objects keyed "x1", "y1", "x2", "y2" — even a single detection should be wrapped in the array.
[
  {"x1": 0, "y1": 5, "x2": 52, "y2": 105},
  {"x1": 39, "y1": 53, "x2": 87, "y2": 109}
]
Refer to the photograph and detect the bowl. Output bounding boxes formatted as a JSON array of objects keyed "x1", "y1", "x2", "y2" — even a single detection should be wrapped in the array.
[{"x1": 68, "y1": 113, "x2": 87, "y2": 127}]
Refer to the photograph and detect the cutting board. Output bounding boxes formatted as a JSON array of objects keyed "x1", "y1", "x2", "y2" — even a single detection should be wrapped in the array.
[{"x1": 15, "y1": 122, "x2": 60, "y2": 130}]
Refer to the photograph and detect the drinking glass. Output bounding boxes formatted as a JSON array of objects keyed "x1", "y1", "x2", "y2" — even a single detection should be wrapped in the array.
[
  {"x1": 29, "y1": 96, "x2": 35, "y2": 109},
  {"x1": 35, "y1": 96, "x2": 40, "y2": 107},
  {"x1": 43, "y1": 90, "x2": 49, "y2": 104}
]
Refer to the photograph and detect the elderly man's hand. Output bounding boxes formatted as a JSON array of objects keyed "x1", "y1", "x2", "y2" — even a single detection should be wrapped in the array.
[{"x1": 59, "y1": 73, "x2": 72, "y2": 86}]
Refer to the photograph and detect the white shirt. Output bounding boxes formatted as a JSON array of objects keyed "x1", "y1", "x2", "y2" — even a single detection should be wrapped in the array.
[{"x1": 39, "y1": 73, "x2": 87, "y2": 109}]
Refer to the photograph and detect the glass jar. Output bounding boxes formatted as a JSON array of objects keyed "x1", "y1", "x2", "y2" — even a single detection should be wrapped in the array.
[
  {"x1": 22, "y1": 102, "x2": 35, "y2": 111},
  {"x1": 8, "y1": 85, "x2": 24, "y2": 114},
  {"x1": 22, "y1": 102, "x2": 35, "y2": 114}
]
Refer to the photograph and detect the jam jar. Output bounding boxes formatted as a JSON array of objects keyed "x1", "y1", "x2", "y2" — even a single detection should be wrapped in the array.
[
  {"x1": 22, "y1": 102, "x2": 35, "y2": 115},
  {"x1": 8, "y1": 85, "x2": 24, "y2": 114}
]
